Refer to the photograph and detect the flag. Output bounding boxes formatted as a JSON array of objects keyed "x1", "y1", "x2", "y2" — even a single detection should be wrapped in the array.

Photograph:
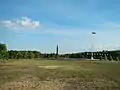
[{"x1": 92, "y1": 32, "x2": 96, "y2": 34}]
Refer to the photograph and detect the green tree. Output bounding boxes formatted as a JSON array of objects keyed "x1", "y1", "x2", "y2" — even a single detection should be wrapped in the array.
[
  {"x1": 0, "y1": 44, "x2": 7, "y2": 51},
  {"x1": 0, "y1": 44, "x2": 8, "y2": 63},
  {"x1": 28, "y1": 51, "x2": 35, "y2": 59},
  {"x1": 24, "y1": 51, "x2": 28, "y2": 59}
]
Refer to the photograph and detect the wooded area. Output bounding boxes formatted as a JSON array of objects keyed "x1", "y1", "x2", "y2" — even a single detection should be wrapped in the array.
[{"x1": 0, "y1": 43, "x2": 120, "y2": 61}]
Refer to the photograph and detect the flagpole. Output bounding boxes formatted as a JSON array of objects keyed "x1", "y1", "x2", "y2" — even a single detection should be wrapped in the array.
[{"x1": 91, "y1": 32, "x2": 96, "y2": 60}]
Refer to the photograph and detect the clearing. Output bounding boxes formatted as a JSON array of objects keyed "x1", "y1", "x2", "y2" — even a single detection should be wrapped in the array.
[{"x1": 0, "y1": 60, "x2": 120, "y2": 90}]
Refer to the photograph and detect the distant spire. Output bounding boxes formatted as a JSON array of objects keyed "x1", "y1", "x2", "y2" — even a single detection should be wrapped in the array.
[
  {"x1": 56, "y1": 44, "x2": 59, "y2": 58},
  {"x1": 56, "y1": 44, "x2": 58, "y2": 55}
]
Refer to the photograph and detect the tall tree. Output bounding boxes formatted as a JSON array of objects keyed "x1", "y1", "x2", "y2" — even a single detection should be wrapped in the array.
[
  {"x1": 0, "y1": 44, "x2": 7, "y2": 51},
  {"x1": 0, "y1": 44, "x2": 8, "y2": 62}
]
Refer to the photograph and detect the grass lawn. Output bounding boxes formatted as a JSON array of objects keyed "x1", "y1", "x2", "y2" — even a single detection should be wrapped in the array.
[{"x1": 0, "y1": 60, "x2": 120, "y2": 90}]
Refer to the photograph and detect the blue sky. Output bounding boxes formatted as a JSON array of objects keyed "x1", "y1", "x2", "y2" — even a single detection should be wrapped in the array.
[{"x1": 0, "y1": 0, "x2": 120, "y2": 53}]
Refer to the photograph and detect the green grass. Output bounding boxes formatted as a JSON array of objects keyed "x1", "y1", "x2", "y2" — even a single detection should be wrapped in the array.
[{"x1": 0, "y1": 60, "x2": 120, "y2": 90}]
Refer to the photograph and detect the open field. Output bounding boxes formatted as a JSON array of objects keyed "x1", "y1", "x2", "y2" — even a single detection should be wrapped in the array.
[{"x1": 0, "y1": 60, "x2": 120, "y2": 90}]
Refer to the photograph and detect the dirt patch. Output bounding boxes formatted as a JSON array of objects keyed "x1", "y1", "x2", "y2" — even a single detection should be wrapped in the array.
[{"x1": 38, "y1": 66, "x2": 61, "y2": 69}]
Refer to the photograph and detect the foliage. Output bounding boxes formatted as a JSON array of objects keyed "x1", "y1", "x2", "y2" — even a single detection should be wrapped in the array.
[
  {"x1": 1, "y1": 43, "x2": 120, "y2": 61},
  {"x1": 0, "y1": 44, "x2": 8, "y2": 61},
  {"x1": 4, "y1": 50, "x2": 120, "y2": 61},
  {"x1": 0, "y1": 44, "x2": 7, "y2": 51}
]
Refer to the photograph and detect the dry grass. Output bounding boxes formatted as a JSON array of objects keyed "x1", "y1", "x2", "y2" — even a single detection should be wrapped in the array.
[{"x1": 0, "y1": 60, "x2": 120, "y2": 90}]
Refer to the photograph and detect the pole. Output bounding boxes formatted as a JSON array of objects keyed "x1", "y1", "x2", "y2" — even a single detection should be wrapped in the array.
[
  {"x1": 56, "y1": 44, "x2": 58, "y2": 58},
  {"x1": 91, "y1": 32, "x2": 96, "y2": 60}
]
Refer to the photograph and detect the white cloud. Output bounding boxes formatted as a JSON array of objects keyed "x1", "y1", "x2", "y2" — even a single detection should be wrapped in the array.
[
  {"x1": 0, "y1": 17, "x2": 40, "y2": 30},
  {"x1": 0, "y1": 20, "x2": 16, "y2": 29}
]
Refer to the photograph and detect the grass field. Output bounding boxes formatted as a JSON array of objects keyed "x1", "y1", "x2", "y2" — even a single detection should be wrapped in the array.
[{"x1": 0, "y1": 60, "x2": 120, "y2": 90}]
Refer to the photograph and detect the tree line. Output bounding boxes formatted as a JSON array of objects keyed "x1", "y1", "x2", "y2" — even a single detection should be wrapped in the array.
[{"x1": 0, "y1": 44, "x2": 120, "y2": 61}]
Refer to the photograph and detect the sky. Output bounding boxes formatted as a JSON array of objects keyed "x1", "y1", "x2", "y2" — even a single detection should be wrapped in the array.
[{"x1": 0, "y1": 0, "x2": 120, "y2": 53}]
